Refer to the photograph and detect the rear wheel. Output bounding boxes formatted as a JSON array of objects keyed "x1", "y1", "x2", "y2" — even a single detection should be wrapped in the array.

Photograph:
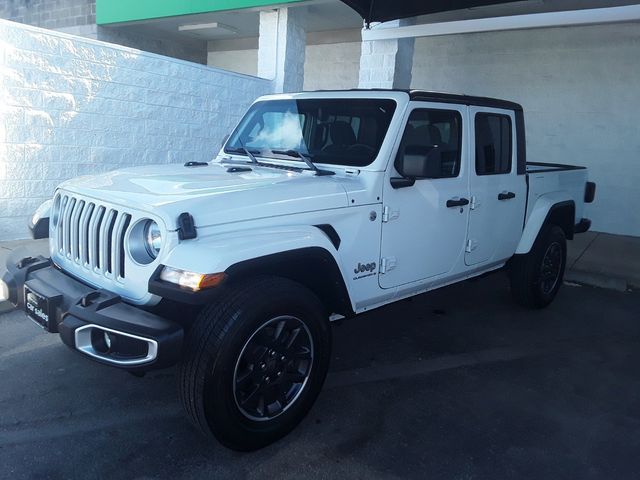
[
  {"x1": 178, "y1": 276, "x2": 331, "y2": 451},
  {"x1": 509, "y1": 224, "x2": 566, "y2": 308}
]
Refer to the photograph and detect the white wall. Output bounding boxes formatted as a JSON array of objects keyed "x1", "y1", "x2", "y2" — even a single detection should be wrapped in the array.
[
  {"x1": 207, "y1": 49, "x2": 258, "y2": 77},
  {"x1": 207, "y1": 40, "x2": 361, "y2": 91},
  {"x1": 411, "y1": 21, "x2": 640, "y2": 237},
  {"x1": 0, "y1": 20, "x2": 272, "y2": 241},
  {"x1": 304, "y1": 42, "x2": 361, "y2": 91}
]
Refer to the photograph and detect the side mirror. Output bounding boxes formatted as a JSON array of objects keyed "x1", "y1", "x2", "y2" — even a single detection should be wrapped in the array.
[{"x1": 395, "y1": 145, "x2": 442, "y2": 179}]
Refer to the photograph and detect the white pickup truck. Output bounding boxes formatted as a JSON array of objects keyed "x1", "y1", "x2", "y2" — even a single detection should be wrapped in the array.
[{"x1": 3, "y1": 90, "x2": 595, "y2": 450}]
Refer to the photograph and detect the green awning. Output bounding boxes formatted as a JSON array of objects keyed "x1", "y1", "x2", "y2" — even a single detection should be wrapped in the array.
[{"x1": 97, "y1": 0, "x2": 305, "y2": 25}]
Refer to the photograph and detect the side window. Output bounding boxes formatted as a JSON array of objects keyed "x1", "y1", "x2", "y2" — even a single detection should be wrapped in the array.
[
  {"x1": 475, "y1": 113, "x2": 512, "y2": 175},
  {"x1": 396, "y1": 109, "x2": 462, "y2": 178}
]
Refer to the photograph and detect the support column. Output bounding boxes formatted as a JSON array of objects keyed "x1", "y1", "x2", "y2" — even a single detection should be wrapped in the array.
[
  {"x1": 358, "y1": 19, "x2": 415, "y2": 89},
  {"x1": 258, "y1": 8, "x2": 306, "y2": 93}
]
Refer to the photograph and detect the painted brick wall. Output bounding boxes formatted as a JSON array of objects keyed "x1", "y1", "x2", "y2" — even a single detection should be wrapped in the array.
[
  {"x1": 0, "y1": 0, "x2": 95, "y2": 30},
  {"x1": 0, "y1": 0, "x2": 207, "y2": 64},
  {"x1": 0, "y1": 19, "x2": 272, "y2": 241}
]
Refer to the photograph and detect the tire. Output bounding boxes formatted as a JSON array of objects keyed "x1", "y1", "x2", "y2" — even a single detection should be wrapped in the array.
[
  {"x1": 509, "y1": 224, "x2": 566, "y2": 309},
  {"x1": 178, "y1": 276, "x2": 331, "y2": 451}
]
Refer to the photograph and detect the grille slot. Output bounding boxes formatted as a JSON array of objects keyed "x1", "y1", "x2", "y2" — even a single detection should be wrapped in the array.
[{"x1": 55, "y1": 194, "x2": 132, "y2": 281}]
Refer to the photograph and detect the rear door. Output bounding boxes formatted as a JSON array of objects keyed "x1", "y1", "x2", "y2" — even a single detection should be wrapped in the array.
[{"x1": 465, "y1": 108, "x2": 526, "y2": 265}]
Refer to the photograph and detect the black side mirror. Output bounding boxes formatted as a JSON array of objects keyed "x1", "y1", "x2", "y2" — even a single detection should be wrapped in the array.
[{"x1": 395, "y1": 145, "x2": 442, "y2": 179}]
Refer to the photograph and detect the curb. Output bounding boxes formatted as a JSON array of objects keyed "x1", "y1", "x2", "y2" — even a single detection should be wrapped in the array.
[{"x1": 565, "y1": 269, "x2": 632, "y2": 292}]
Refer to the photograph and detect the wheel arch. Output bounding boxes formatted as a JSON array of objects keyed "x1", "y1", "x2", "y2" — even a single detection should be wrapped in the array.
[
  {"x1": 225, "y1": 247, "x2": 354, "y2": 317},
  {"x1": 516, "y1": 196, "x2": 575, "y2": 254}
]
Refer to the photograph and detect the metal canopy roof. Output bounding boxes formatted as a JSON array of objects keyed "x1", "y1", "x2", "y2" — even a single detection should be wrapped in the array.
[{"x1": 340, "y1": 0, "x2": 526, "y2": 25}]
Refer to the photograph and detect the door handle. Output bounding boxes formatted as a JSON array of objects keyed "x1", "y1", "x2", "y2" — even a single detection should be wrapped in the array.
[
  {"x1": 446, "y1": 197, "x2": 470, "y2": 208},
  {"x1": 498, "y1": 191, "x2": 516, "y2": 200}
]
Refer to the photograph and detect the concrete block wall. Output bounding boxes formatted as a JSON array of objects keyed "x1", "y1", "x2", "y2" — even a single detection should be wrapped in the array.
[
  {"x1": 0, "y1": 0, "x2": 95, "y2": 31},
  {"x1": 411, "y1": 22, "x2": 640, "y2": 237},
  {"x1": 0, "y1": 19, "x2": 272, "y2": 241},
  {"x1": 258, "y1": 8, "x2": 306, "y2": 93},
  {"x1": 359, "y1": 20, "x2": 415, "y2": 90},
  {"x1": 0, "y1": 0, "x2": 207, "y2": 64}
]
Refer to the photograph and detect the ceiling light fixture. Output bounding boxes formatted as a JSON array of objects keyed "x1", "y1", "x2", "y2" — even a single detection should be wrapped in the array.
[{"x1": 178, "y1": 22, "x2": 239, "y2": 34}]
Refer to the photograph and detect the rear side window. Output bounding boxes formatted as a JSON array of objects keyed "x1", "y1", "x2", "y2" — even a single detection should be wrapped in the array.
[
  {"x1": 396, "y1": 109, "x2": 462, "y2": 178},
  {"x1": 475, "y1": 113, "x2": 512, "y2": 175}
]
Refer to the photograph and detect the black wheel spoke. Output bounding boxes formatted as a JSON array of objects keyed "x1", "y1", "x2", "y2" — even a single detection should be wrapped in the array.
[
  {"x1": 239, "y1": 383, "x2": 262, "y2": 408},
  {"x1": 273, "y1": 320, "x2": 286, "y2": 342},
  {"x1": 284, "y1": 327, "x2": 301, "y2": 350},
  {"x1": 244, "y1": 345, "x2": 268, "y2": 364},
  {"x1": 235, "y1": 367, "x2": 257, "y2": 389},
  {"x1": 255, "y1": 394, "x2": 266, "y2": 417}
]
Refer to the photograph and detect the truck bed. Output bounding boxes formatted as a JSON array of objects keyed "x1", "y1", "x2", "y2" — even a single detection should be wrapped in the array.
[{"x1": 525, "y1": 162, "x2": 589, "y2": 229}]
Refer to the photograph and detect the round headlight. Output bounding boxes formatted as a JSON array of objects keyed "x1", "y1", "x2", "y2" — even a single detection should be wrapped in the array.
[{"x1": 143, "y1": 220, "x2": 162, "y2": 258}]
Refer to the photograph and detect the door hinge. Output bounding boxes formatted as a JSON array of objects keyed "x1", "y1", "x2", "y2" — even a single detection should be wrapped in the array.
[
  {"x1": 380, "y1": 256, "x2": 397, "y2": 274},
  {"x1": 381, "y1": 206, "x2": 399, "y2": 223},
  {"x1": 465, "y1": 239, "x2": 478, "y2": 253},
  {"x1": 470, "y1": 195, "x2": 479, "y2": 210}
]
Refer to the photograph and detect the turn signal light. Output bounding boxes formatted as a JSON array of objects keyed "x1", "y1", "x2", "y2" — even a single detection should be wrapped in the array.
[{"x1": 159, "y1": 267, "x2": 226, "y2": 291}]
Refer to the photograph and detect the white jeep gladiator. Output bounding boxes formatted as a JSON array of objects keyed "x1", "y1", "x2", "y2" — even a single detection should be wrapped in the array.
[{"x1": 4, "y1": 90, "x2": 595, "y2": 451}]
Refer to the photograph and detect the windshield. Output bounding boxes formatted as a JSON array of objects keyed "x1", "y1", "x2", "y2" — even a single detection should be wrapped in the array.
[{"x1": 224, "y1": 98, "x2": 397, "y2": 167}]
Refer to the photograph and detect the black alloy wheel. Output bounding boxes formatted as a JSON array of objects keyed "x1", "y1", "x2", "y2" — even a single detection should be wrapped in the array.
[
  {"x1": 233, "y1": 315, "x2": 314, "y2": 421},
  {"x1": 539, "y1": 241, "x2": 563, "y2": 295}
]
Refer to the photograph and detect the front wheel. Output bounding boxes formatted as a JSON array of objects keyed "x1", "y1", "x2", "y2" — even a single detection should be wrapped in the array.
[
  {"x1": 178, "y1": 276, "x2": 331, "y2": 451},
  {"x1": 509, "y1": 224, "x2": 567, "y2": 309}
]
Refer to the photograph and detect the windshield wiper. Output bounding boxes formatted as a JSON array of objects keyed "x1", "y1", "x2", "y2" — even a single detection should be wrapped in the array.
[
  {"x1": 225, "y1": 146, "x2": 259, "y2": 163},
  {"x1": 271, "y1": 149, "x2": 334, "y2": 176}
]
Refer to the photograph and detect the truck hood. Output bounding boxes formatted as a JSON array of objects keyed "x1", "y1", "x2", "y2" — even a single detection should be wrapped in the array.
[{"x1": 59, "y1": 162, "x2": 350, "y2": 230}]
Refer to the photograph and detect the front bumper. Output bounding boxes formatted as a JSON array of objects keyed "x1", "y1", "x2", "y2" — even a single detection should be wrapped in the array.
[{"x1": 2, "y1": 253, "x2": 183, "y2": 371}]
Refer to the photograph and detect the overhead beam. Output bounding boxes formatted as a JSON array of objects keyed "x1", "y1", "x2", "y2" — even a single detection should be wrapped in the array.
[{"x1": 362, "y1": 4, "x2": 640, "y2": 41}]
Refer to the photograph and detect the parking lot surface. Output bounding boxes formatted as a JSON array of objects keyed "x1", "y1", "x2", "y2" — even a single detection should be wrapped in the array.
[{"x1": 1, "y1": 274, "x2": 639, "y2": 480}]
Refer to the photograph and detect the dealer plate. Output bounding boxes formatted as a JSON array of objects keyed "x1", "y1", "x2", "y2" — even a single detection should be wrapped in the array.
[{"x1": 24, "y1": 285, "x2": 54, "y2": 331}]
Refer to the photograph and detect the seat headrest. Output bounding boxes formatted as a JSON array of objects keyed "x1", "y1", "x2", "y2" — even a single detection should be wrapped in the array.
[
  {"x1": 330, "y1": 121, "x2": 357, "y2": 146},
  {"x1": 404, "y1": 125, "x2": 433, "y2": 147},
  {"x1": 428, "y1": 125, "x2": 442, "y2": 145}
]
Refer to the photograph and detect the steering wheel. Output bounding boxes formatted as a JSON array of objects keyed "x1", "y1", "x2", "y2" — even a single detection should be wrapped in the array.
[{"x1": 347, "y1": 144, "x2": 375, "y2": 155}]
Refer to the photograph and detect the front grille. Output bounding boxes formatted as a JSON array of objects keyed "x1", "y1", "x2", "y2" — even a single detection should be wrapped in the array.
[{"x1": 55, "y1": 193, "x2": 132, "y2": 281}]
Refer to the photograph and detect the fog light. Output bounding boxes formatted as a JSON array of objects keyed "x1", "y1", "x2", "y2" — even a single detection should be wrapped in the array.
[{"x1": 104, "y1": 331, "x2": 112, "y2": 350}]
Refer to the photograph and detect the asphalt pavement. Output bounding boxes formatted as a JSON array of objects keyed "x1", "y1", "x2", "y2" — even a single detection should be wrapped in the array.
[{"x1": 1, "y1": 273, "x2": 640, "y2": 480}]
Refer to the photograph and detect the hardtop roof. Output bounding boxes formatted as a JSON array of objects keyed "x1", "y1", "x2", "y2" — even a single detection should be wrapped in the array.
[{"x1": 309, "y1": 89, "x2": 523, "y2": 111}]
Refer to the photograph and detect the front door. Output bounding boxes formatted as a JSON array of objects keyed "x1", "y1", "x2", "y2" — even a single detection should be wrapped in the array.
[
  {"x1": 380, "y1": 103, "x2": 469, "y2": 289},
  {"x1": 465, "y1": 107, "x2": 526, "y2": 266}
]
